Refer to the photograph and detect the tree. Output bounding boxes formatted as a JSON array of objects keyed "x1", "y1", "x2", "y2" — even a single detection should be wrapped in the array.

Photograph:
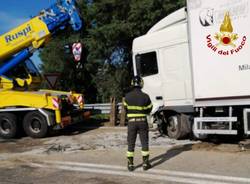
[
  {"x1": 85, "y1": 0, "x2": 185, "y2": 102},
  {"x1": 40, "y1": 0, "x2": 185, "y2": 103},
  {"x1": 40, "y1": 1, "x2": 98, "y2": 103}
]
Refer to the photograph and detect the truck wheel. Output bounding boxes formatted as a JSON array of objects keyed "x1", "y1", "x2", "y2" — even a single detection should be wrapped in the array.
[
  {"x1": 167, "y1": 115, "x2": 187, "y2": 139},
  {"x1": 0, "y1": 113, "x2": 17, "y2": 139},
  {"x1": 23, "y1": 111, "x2": 48, "y2": 138},
  {"x1": 166, "y1": 114, "x2": 192, "y2": 139}
]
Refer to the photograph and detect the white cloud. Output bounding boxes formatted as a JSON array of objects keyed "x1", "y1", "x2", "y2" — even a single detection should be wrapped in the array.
[{"x1": 0, "y1": 11, "x2": 28, "y2": 34}]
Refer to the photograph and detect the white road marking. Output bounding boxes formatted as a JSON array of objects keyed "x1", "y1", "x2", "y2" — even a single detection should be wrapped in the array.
[
  {"x1": 29, "y1": 161, "x2": 250, "y2": 184},
  {"x1": 41, "y1": 160, "x2": 250, "y2": 183},
  {"x1": 31, "y1": 163, "x2": 232, "y2": 184}
]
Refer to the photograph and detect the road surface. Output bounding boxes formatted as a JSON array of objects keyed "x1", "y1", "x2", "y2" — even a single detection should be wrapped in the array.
[{"x1": 0, "y1": 125, "x2": 250, "y2": 184}]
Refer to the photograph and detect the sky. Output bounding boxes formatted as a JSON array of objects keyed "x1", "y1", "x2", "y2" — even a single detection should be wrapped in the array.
[{"x1": 0, "y1": 0, "x2": 57, "y2": 68}]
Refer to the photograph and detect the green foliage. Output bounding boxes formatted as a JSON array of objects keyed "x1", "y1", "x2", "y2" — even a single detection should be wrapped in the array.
[{"x1": 40, "y1": 0, "x2": 185, "y2": 103}]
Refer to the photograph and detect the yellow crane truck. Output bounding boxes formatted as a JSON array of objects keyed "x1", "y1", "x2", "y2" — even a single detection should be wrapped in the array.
[{"x1": 0, "y1": 0, "x2": 85, "y2": 138}]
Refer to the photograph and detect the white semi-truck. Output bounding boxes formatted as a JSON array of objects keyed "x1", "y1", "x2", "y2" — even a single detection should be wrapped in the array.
[{"x1": 132, "y1": 0, "x2": 250, "y2": 139}]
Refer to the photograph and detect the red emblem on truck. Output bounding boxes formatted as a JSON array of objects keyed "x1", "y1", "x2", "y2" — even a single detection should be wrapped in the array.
[
  {"x1": 206, "y1": 11, "x2": 247, "y2": 56},
  {"x1": 214, "y1": 12, "x2": 238, "y2": 47}
]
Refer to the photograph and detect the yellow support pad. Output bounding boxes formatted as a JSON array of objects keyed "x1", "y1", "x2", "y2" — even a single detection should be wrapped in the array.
[{"x1": 55, "y1": 110, "x2": 61, "y2": 124}]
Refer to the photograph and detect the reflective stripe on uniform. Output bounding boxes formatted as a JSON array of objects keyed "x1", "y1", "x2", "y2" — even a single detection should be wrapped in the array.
[
  {"x1": 127, "y1": 114, "x2": 147, "y2": 118},
  {"x1": 127, "y1": 151, "x2": 134, "y2": 157},
  {"x1": 141, "y1": 150, "x2": 149, "y2": 156},
  {"x1": 123, "y1": 101, "x2": 128, "y2": 107},
  {"x1": 126, "y1": 103, "x2": 153, "y2": 111}
]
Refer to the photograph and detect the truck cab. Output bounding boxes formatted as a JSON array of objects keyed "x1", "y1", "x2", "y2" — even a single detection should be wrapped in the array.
[
  {"x1": 133, "y1": 8, "x2": 193, "y2": 114},
  {"x1": 133, "y1": 8, "x2": 194, "y2": 138}
]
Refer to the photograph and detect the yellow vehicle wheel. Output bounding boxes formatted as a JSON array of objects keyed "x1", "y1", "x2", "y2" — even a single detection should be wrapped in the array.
[
  {"x1": 0, "y1": 113, "x2": 17, "y2": 139},
  {"x1": 23, "y1": 111, "x2": 48, "y2": 138}
]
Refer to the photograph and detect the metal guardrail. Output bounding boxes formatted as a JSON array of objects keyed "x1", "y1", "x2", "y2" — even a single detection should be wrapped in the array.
[
  {"x1": 84, "y1": 103, "x2": 122, "y2": 114},
  {"x1": 84, "y1": 99, "x2": 126, "y2": 126}
]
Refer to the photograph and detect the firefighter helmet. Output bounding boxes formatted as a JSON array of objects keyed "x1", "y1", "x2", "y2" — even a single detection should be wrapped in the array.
[{"x1": 131, "y1": 75, "x2": 144, "y2": 88}]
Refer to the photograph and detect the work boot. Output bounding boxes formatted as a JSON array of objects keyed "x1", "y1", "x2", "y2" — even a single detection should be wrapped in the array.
[
  {"x1": 127, "y1": 157, "x2": 134, "y2": 172},
  {"x1": 142, "y1": 155, "x2": 151, "y2": 171}
]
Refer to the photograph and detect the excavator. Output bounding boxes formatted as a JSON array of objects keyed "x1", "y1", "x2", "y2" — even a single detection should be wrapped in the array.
[{"x1": 0, "y1": 0, "x2": 85, "y2": 138}]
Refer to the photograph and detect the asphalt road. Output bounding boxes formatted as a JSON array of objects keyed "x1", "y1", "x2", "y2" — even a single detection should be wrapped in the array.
[{"x1": 1, "y1": 126, "x2": 250, "y2": 184}]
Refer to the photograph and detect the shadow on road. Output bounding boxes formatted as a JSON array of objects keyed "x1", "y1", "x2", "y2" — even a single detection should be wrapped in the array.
[
  {"x1": 134, "y1": 143, "x2": 193, "y2": 170},
  {"x1": 50, "y1": 117, "x2": 109, "y2": 137}
]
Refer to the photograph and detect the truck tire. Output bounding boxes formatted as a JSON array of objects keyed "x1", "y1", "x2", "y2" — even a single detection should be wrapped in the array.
[
  {"x1": 0, "y1": 113, "x2": 17, "y2": 139},
  {"x1": 23, "y1": 111, "x2": 48, "y2": 138},
  {"x1": 166, "y1": 114, "x2": 190, "y2": 139},
  {"x1": 167, "y1": 115, "x2": 182, "y2": 139}
]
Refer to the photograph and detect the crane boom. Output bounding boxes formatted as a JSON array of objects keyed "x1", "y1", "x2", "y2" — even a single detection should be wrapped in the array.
[{"x1": 0, "y1": 0, "x2": 82, "y2": 76}]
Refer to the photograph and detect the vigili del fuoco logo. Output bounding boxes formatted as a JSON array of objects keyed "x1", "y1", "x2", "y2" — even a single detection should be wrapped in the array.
[{"x1": 206, "y1": 12, "x2": 247, "y2": 56}]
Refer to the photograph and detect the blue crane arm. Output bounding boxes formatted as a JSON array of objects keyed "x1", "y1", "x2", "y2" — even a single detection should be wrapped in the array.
[{"x1": 40, "y1": 0, "x2": 82, "y2": 32}]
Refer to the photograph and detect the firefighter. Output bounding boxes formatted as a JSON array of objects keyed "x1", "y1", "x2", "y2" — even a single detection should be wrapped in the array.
[{"x1": 124, "y1": 75, "x2": 153, "y2": 171}]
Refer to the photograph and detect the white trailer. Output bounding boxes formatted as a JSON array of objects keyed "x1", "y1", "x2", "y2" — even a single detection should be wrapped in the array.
[{"x1": 132, "y1": 0, "x2": 250, "y2": 139}]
